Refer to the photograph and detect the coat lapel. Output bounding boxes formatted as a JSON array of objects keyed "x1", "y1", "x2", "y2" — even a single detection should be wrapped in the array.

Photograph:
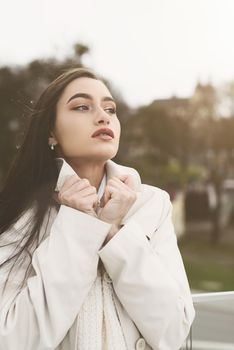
[
  {"x1": 55, "y1": 158, "x2": 142, "y2": 192},
  {"x1": 105, "y1": 160, "x2": 141, "y2": 192},
  {"x1": 55, "y1": 158, "x2": 77, "y2": 192}
]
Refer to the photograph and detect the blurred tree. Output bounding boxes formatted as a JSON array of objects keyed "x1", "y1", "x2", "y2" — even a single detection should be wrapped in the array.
[
  {"x1": 74, "y1": 44, "x2": 89, "y2": 61},
  {"x1": 188, "y1": 82, "x2": 234, "y2": 243},
  {"x1": 120, "y1": 103, "x2": 192, "y2": 188}
]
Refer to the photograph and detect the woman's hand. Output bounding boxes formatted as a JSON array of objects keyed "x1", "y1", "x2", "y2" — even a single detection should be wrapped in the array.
[
  {"x1": 58, "y1": 175, "x2": 99, "y2": 217},
  {"x1": 98, "y1": 175, "x2": 137, "y2": 226}
]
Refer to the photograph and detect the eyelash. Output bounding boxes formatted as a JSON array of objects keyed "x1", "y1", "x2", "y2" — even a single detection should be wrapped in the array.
[{"x1": 73, "y1": 105, "x2": 116, "y2": 114}]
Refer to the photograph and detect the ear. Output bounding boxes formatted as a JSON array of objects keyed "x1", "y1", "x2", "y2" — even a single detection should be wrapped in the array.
[{"x1": 48, "y1": 132, "x2": 58, "y2": 147}]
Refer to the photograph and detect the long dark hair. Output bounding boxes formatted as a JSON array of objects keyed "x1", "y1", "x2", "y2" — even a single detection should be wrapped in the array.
[{"x1": 0, "y1": 67, "x2": 98, "y2": 290}]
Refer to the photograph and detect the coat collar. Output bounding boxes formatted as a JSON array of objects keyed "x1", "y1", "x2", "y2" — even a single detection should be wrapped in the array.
[
  {"x1": 54, "y1": 158, "x2": 161, "y2": 239},
  {"x1": 55, "y1": 158, "x2": 142, "y2": 193}
]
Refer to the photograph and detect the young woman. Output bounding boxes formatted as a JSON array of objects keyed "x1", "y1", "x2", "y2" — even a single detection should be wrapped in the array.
[{"x1": 0, "y1": 68, "x2": 195, "y2": 350}]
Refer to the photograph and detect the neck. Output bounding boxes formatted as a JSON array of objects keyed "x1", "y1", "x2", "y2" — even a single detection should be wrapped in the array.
[{"x1": 67, "y1": 158, "x2": 106, "y2": 190}]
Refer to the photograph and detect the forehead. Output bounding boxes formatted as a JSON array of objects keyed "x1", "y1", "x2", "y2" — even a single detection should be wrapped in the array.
[{"x1": 59, "y1": 77, "x2": 113, "y2": 103}]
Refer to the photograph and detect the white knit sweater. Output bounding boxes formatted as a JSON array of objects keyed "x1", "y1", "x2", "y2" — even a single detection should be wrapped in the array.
[{"x1": 74, "y1": 267, "x2": 127, "y2": 350}]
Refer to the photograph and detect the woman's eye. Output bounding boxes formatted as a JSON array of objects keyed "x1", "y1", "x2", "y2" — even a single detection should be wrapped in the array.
[
  {"x1": 105, "y1": 107, "x2": 116, "y2": 114},
  {"x1": 74, "y1": 105, "x2": 89, "y2": 111}
]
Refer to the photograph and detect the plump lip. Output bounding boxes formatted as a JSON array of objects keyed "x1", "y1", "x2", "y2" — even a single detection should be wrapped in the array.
[{"x1": 91, "y1": 128, "x2": 114, "y2": 138}]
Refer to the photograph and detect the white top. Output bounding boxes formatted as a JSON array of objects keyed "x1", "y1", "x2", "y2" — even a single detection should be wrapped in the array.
[{"x1": 97, "y1": 173, "x2": 106, "y2": 199}]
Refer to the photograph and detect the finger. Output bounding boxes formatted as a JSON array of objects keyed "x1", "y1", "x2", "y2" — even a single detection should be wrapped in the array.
[
  {"x1": 59, "y1": 184, "x2": 96, "y2": 205},
  {"x1": 60, "y1": 191, "x2": 98, "y2": 209},
  {"x1": 60, "y1": 178, "x2": 91, "y2": 197},
  {"x1": 74, "y1": 185, "x2": 97, "y2": 198},
  {"x1": 102, "y1": 186, "x2": 111, "y2": 207},
  {"x1": 74, "y1": 193, "x2": 99, "y2": 210},
  {"x1": 101, "y1": 185, "x2": 115, "y2": 207},
  {"x1": 115, "y1": 174, "x2": 135, "y2": 190},
  {"x1": 101, "y1": 185, "x2": 122, "y2": 207},
  {"x1": 93, "y1": 197, "x2": 101, "y2": 209},
  {"x1": 60, "y1": 174, "x2": 80, "y2": 192},
  {"x1": 107, "y1": 177, "x2": 133, "y2": 192}
]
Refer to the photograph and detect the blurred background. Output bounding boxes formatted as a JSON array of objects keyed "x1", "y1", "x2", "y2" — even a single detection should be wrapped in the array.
[{"x1": 1, "y1": 0, "x2": 234, "y2": 348}]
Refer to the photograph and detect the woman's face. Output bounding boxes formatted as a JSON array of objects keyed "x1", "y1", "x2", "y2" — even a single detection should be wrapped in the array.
[{"x1": 51, "y1": 77, "x2": 121, "y2": 163}]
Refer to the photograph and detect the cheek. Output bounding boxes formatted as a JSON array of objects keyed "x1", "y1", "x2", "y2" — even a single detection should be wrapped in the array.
[
  {"x1": 54, "y1": 118, "x2": 85, "y2": 147},
  {"x1": 114, "y1": 119, "x2": 121, "y2": 138}
]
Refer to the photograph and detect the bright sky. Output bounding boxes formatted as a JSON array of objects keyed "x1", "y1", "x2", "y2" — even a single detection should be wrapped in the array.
[{"x1": 1, "y1": 0, "x2": 234, "y2": 107}]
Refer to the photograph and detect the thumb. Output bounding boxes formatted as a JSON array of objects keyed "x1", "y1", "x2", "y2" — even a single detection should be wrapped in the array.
[{"x1": 100, "y1": 187, "x2": 111, "y2": 207}]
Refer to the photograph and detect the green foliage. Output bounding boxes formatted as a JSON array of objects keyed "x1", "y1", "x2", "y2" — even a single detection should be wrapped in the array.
[{"x1": 179, "y1": 237, "x2": 234, "y2": 291}]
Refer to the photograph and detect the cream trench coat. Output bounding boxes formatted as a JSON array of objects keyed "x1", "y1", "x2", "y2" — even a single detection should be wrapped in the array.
[{"x1": 0, "y1": 159, "x2": 195, "y2": 350}]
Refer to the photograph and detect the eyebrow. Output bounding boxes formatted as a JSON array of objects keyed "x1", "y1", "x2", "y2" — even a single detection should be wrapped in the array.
[{"x1": 66, "y1": 93, "x2": 116, "y2": 104}]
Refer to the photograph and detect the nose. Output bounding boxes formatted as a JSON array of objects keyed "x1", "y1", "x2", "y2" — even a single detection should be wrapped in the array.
[{"x1": 94, "y1": 107, "x2": 110, "y2": 125}]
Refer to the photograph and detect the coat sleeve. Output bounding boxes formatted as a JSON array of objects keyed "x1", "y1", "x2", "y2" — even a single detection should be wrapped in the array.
[
  {"x1": 0, "y1": 205, "x2": 111, "y2": 350},
  {"x1": 98, "y1": 190, "x2": 195, "y2": 350}
]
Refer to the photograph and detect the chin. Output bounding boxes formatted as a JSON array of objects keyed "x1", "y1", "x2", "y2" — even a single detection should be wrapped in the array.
[{"x1": 93, "y1": 148, "x2": 118, "y2": 161}]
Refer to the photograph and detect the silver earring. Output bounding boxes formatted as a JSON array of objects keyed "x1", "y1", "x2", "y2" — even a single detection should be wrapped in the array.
[{"x1": 50, "y1": 144, "x2": 55, "y2": 150}]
